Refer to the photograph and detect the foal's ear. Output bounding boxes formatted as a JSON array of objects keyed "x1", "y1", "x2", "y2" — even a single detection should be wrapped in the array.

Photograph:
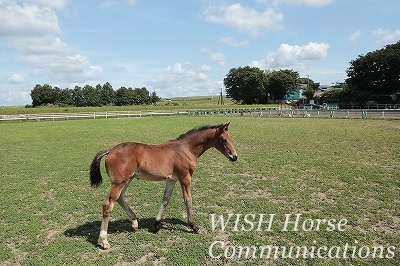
[{"x1": 219, "y1": 122, "x2": 230, "y2": 133}]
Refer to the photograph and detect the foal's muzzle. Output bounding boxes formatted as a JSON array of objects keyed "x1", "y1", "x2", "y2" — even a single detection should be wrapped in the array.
[{"x1": 228, "y1": 154, "x2": 238, "y2": 162}]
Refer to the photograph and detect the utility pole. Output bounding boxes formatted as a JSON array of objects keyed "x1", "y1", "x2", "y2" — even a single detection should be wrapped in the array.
[{"x1": 217, "y1": 88, "x2": 224, "y2": 105}]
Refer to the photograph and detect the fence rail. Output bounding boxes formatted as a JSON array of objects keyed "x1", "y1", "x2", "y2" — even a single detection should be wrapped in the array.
[
  {"x1": 187, "y1": 108, "x2": 400, "y2": 120},
  {"x1": 1, "y1": 109, "x2": 400, "y2": 122},
  {"x1": 0, "y1": 111, "x2": 185, "y2": 122}
]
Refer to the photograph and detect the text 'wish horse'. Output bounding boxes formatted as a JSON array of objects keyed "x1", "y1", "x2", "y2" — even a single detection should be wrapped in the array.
[{"x1": 89, "y1": 123, "x2": 237, "y2": 249}]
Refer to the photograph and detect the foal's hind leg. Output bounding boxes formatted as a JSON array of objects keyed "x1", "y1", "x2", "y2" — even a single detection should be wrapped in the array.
[
  {"x1": 117, "y1": 178, "x2": 138, "y2": 230},
  {"x1": 99, "y1": 183, "x2": 124, "y2": 249}
]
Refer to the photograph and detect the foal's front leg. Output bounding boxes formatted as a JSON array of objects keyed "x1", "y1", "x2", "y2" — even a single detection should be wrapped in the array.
[
  {"x1": 154, "y1": 179, "x2": 177, "y2": 233},
  {"x1": 180, "y1": 176, "x2": 199, "y2": 233}
]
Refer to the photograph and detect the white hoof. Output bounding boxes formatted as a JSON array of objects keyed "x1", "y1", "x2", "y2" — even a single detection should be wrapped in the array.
[
  {"x1": 132, "y1": 219, "x2": 139, "y2": 230},
  {"x1": 99, "y1": 238, "x2": 111, "y2": 250},
  {"x1": 97, "y1": 236, "x2": 111, "y2": 249}
]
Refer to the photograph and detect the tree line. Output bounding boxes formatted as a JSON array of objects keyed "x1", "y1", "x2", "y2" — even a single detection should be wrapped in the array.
[
  {"x1": 30, "y1": 82, "x2": 161, "y2": 107},
  {"x1": 224, "y1": 41, "x2": 400, "y2": 105}
]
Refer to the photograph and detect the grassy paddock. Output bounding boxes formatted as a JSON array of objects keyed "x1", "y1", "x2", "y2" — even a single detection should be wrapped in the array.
[{"x1": 0, "y1": 117, "x2": 399, "y2": 265}]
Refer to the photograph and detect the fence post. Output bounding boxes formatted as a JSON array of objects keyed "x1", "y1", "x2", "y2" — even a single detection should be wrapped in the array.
[{"x1": 362, "y1": 111, "x2": 367, "y2": 119}]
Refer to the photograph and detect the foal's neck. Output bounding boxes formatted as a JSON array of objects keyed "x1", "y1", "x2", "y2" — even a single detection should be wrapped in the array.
[{"x1": 186, "y1": 129, "x2": 216, "y2": 158}]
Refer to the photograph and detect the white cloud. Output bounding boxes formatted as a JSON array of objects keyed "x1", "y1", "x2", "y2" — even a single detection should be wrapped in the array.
[
  {"x1": 100, "y1": 0, "x2": 137, "y2": 9},
  {"x1": 218, "y1": 36, "x2": 249, "y2": 47},
  {"x1": 19, "y1": 53, "x2": 102, "y2": 82},
  {"x1": 25, "y1": 0, "x2": 68, "y2": 9},
  {"x1": 264, "y1": 0, "x2": 333, "y2": 6},
  {"x1": 155, "y1": 63, "x2": 206, "y2": 83},
  {"x1": 8, "y1": 73, "x2": 24, "y2": 83},
  {"x1": 0, "y1": 1, "x2": 103, "y2": 88},
  {"x1": 7, "y1": 35, "x2": 71, "y2": 55},
  {"x1": 0, "y1": 89, "x2": 31, "y2": 106},
  {"x1": 210, "y1": 52, "x2": 226, "y2": 67},
  {"x1": 0, "y1": 1, "x2": 61, "y2": 36},
  {"x1": 6, "y1": 33, "x2": 103, "y2": 84},
  {"x1": 148, "y1": 63, "x2": 219, "y2": 97},
  {"x1": 371, "y1": 28, "x2": 400, "y2": 49},
  {"x1": 199, "y1": 64, "x2": 212, "y2": 72},
  {"x1": 251, "y1": 42, "x2": 329, "y2": 70},
  {"x1": 293, "y1": 0, "x2": 333, "y2": 6},
  {"x1": 125, "y1": 0, "x2": 137, "y2": 6},
  {"x1": 203, "y1": 3, "x2": 283, "y2": 36},
  {"x1": 200, "y1": 49, "x2": 227, "y2": 67},
  {"x1": 348, "y1": 31, "x2": 361, "y2": 44}
]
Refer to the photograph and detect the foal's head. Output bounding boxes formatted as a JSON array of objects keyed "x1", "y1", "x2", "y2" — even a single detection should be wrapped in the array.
[{"x1": 214, "y1": 123, "x2": 237, "y2": 162}]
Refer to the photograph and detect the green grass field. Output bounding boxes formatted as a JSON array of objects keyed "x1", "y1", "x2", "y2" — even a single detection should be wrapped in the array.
[{"x1": 1, "y1": 116, "x2": 399, "y2": 265}]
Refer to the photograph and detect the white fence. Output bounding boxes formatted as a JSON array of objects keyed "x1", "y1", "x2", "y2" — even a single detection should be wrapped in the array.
[
  {"x1": 1, "y1": 109, "x2": 400, "y2": 122},
  {"x1": 0, "y1": 111, "x2": 185, "y2": 122},
  {"x1": 188, "y1": 109, "x2": 400, "y2": 120}
]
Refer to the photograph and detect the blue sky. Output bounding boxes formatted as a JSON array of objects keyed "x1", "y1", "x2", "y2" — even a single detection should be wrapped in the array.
[{"x1": 0, "y1": 0, "x2": 399, "y2": 106}]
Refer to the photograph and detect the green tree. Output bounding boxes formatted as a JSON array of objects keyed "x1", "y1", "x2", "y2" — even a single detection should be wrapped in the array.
[
  {"x1": 302, "y1": 86, "x2": 316, "y2": 102},
  {"x1": 149, "y1": 91, "x2": 161, "y2": 104},
  {"x1": 57, "y1": 88, "x2": 73, "y2": 106},
  {"x1": 115, "y1": 87, "x2": 132, "y2": 106},
  {"x1": 299, "y1": 78, "x2": 317, "y2": 102},
  {"x1": 266, "y1": 69, "x2": 299, "y2": 102},
  {"x1": 346, "y1": 41, "x2": 400, "y2": 102},
  {"x1": 99, "y1": 82, "x2": 116, "y2": 106},
  {"x1": 30, "y1": 82, "x2": 160, "y2": 107},
  {"x1": 132, "y1": 87, "x2": 150, "y2": 105},
  {"x1": 81, "y1": 85, "x2": 101, "y2": 106},
  {"x1": 71, "y1": 86, "x2": 85, "y2": 107},
  {"x1": 224, "y1": 66, "x2": 267, "y2": 104},
  {"x1": 319, "y1": 88, "x2": 346, "y2": 103},
  {"x1": 53, "y1": 86, "x2": 63, "y2": 105},
  {"x1": 30, "y1": 84, "x2": 57, "y2": 107}
]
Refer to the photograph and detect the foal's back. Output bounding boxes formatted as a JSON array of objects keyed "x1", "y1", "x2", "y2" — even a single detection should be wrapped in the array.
[{"x1": 105, "y1": 140, "x2": 192, "y2": 182}]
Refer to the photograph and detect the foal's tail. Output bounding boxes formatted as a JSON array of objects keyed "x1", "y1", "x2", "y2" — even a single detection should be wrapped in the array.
[{"x1": 90, "y1": 150, "x2": 109, "y2": 187}]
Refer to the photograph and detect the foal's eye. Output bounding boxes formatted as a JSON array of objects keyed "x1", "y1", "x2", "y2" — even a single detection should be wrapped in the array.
[{"x1": 221, "y1": 138, "x2": 227, "y2": 144}]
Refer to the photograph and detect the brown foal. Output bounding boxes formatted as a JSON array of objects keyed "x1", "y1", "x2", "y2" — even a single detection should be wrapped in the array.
[{"x1": 89, "y1": 123, "x2": 237, "y2": 249}]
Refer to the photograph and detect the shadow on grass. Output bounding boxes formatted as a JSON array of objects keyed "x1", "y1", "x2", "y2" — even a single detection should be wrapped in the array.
[{"x1": 64, "y1": 217, "x2": 188, "y2": 247}]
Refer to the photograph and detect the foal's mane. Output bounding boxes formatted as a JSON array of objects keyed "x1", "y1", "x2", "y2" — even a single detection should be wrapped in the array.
[{"x1": 173, "y1": 124, "x2": 223, "y2": 141}]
